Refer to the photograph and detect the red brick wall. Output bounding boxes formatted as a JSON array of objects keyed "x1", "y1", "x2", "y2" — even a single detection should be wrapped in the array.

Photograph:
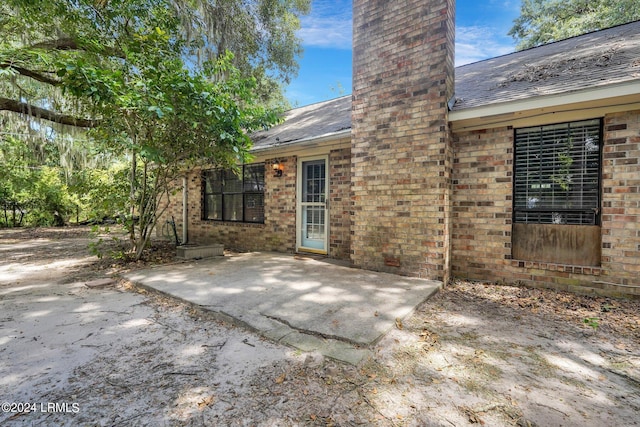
[
  {"x1": 158, "y1": 157, "x2": 297, "y2": 254},
  {"x1": 451, "y1": 127, "x2": 513, "y2": 280},
  {"x1": 178, "y1": 157, "x2": 297, "y2": 252},
  {"x1": 329, "y1": 148, "x2": 352, "y2": 259},
  {"x1": 351, "y1": 0, "x2": 455, "y2": 280},
  {"x1": 158, "y1": 150, "x2": 352, "y2": 260},
  {"x1": 601, "y1": 110, "x2": 640, "y2": 291},
  {"x1": 451, "y1": 111, "x2": 640, "y2": 296}
]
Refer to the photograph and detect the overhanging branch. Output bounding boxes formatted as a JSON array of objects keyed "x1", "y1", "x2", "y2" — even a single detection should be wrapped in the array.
[
  {"x1": 28, "y1": 37, "x2": 125, "y2": 58},
  {"x1": 0, "y1": 63, "x2": 61, "y2": 86},
  {"x1": 29, "y1": 37, "x2": 80, "y2": 51},
  {"x1": 0, "y1": 97, "x2": 98, "y2": 128}
]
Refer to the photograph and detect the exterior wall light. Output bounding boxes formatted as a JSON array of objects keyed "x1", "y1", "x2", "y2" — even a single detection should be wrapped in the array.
[{"x1": 272, "y1": 160, "x2": 284, "y2": 177}]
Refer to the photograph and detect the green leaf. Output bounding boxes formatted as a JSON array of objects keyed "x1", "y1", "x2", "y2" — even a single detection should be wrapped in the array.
[{"x1": 148, "y1": 106, "x2": 164, "y2": 118}]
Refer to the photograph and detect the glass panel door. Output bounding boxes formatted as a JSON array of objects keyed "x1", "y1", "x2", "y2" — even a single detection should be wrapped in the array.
[{"x1": 300, "y1": 159, "x2": 327, "y2": 251}]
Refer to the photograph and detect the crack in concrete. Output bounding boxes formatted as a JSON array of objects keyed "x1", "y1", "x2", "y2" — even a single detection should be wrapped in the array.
[{"x1": 262, "y1": 313, "x2": 366, "y2": 347}]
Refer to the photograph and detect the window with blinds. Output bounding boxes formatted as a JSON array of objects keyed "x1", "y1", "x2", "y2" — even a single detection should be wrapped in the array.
[
  {"x1": 513, "y1": 119, "x2": 602, "y2": 225},
  {"x1": 202, "y1": 164, "x2": 265, "y2": 223}
]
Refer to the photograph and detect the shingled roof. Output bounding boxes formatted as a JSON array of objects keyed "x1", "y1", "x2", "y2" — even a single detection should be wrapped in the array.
[
  {"x1": 452, "y1": 20, "x2": 640, "y2": 111},
  {"x1": 252, "y1": 20, "x2": 640, "y2": 147},
  {"x1": 251, "y1": 96, "x2": 351, "y2": 150}
]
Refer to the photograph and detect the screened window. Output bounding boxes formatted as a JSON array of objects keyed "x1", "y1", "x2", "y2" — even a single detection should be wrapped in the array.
[
  {"x1": 202, "y1": 164, "x2": 265, "y2": 223},
  {"x1": 514, "y1": 119, "x2": 602, "y2": 225}
]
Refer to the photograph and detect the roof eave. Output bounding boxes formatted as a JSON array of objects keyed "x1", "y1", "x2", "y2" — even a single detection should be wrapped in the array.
[
  {"x1": 251, "y1": 128, "x2": 352, "y2": 155},
  {"x1": 449, "y1": 80, "x2": 640, "y2": 131}
]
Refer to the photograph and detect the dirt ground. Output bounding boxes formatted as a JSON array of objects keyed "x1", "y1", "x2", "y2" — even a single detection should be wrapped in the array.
[{"x1": 1, "y1": 226, "x2": 639, "y2": 426}]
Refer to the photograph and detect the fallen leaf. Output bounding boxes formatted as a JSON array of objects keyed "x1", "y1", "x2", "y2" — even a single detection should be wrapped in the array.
[
  {"x1": 462, "y1": 406, "x2": 485, "y2": 425},
  {"x1": 395, "y1": 318, "x2": 403, "y2": 330},
  {"x1": 197, "y1": 395, "x2": 215, "y2": 409}
]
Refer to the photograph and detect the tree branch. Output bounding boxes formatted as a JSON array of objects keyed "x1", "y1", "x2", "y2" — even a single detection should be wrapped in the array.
[
  {"x1": 0, "y1": 97, "x2": 98, "y2": 128},
  {"x1": 29, "y1": 37, "x2": 125, "y2": 58},
  {"x1": 0, "y1": 63, "x2": 61, "y2": 86},
  {"x1": 29, "y1": 37, "x2": 80, "y2": 51}
]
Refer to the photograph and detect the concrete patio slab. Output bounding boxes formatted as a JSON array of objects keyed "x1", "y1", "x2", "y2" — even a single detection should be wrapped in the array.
[{"x1": 124, "y1": 252, "x2": 441, "y2": 364}]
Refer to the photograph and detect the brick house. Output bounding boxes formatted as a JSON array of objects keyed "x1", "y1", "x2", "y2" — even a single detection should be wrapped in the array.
[{"x1": 161, "y1": 1, "x2": 640, "y2": 296}]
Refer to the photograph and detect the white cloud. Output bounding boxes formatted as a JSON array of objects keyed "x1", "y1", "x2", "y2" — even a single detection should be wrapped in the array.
[
  {"x1": 455, "y1": 26, "x2": 515, "y2": 66},
  {"x1": 298, "y1": 0, "x2": 352, "y2": 49},
  {"x1": 298, "y1": 17, "x2": 352, "y2": 49},
  {"x1": 298, "y1": 2, "x2": 518, "y2": 58}
]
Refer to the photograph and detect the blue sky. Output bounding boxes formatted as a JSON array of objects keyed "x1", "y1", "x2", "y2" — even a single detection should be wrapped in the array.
[{"x1": 286, "y1": 0, "x2": 522, "y2": 107}]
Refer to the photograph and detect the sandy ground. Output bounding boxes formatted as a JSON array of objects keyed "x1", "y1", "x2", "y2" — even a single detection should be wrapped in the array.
[{"x1": 0, "y1": 226, "x2": 639, "y2": 426}]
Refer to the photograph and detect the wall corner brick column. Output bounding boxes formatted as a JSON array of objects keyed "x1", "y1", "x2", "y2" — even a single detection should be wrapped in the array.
[
  {"x1": 601, "y1": 111, "x2": 640, "y2": 289},
  {"x1": 351, "y1": 0, "x2": 455, "y2": 280}
]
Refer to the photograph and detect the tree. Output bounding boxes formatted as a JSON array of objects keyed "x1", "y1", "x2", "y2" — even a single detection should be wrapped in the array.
[
  {"x1": 175, "y1": 0, "x2": 310, "y2": 104},
  {"x1": 509, "y1": 0, "x2": 640, "y2": 50},
  {"x1": 0, "y1": 0, "x2": 294, "y2": 258},
  {"x1": 78, "y1": 45, "x2": 280, "y2": 259},
  {"x1": 0, "y1": 138, "x2": 77, "y2": 227},
  {"x1": 0, "y1": 0, "x2": 308, "y2": 123}
]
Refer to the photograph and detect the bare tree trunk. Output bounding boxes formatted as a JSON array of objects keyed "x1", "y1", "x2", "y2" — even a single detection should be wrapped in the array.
[
  {"x1": 134, "y1": 164, "x2": 160, "y2": 261},
  {"x1": 128, "y1": 146, "x2": 137, "y2": 249},
  {"x1": 137, "y1": 160, "x2": 148, "y2": 253},
  {"x1": 132, "y1": 163, "x2": 180, "y2": 261}
]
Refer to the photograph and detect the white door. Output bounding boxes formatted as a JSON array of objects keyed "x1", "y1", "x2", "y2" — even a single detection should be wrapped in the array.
[{"x1": 297, "y1": 157, "x2": 328, "y2": 253}]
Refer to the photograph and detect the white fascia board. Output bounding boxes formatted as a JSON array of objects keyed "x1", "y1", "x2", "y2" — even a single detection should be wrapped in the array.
[
  {"x1": 250, "y1": 129, "x2": 351, "y2": 156},
  {"x1": 449, "y1": 80, "x2": 640, "y2": 123}
]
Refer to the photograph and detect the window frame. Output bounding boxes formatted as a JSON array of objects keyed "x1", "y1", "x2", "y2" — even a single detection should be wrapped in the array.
[
  {"x1": 512, "y1": 118, "x2": 603, "y2": 226},
  {"x1": 202, "y1": 163, "x2": 265, "y2": 224}
]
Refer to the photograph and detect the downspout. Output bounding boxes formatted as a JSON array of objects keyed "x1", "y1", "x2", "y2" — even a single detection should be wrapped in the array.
[{"x1": 182, "y1": 176, "x2": 188, "y2": 245}]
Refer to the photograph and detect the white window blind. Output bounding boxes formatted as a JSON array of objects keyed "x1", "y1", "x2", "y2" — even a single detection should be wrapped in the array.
[{"x1": 514, "y1": 119, "x2": 601, "y2": 225}]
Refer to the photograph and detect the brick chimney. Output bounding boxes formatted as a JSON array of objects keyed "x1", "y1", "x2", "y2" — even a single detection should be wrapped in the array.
[{"x1": 351, "y1": 0, "x2": 455, "y2": 281}]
